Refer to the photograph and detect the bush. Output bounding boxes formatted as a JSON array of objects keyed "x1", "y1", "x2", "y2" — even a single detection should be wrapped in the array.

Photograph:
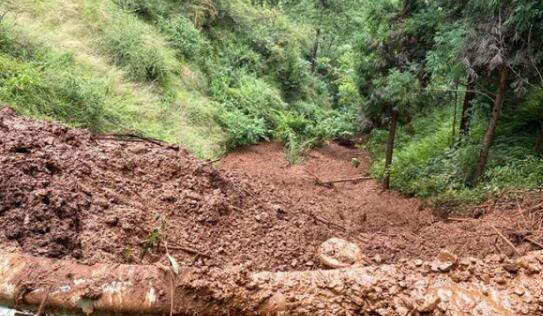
[
  {"x1": 216, "y1": 107, "x2": 268, "y2": 149},
  {"x1": 160, "y1": 16, "x2": 204, "y2": 60},
  {"x1": 113, "y1": 0, "x2": 170, "y2": 21}
]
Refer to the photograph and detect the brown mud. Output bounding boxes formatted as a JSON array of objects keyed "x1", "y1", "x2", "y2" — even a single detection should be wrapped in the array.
[
  {"x1": 1, "y1": 107, "x2": 542, "y2": 271},
  {"x1": 223, "y1": 142, "x2": 543, "y2": 263}
]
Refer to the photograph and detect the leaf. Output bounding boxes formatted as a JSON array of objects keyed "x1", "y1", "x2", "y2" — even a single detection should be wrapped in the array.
[{"x1": 167, "y1": 254, "x2": 180, "y2": 275}]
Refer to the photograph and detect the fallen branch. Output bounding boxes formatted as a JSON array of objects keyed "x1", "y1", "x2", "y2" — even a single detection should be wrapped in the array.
[
  {"x1": 169, "y1": 272, "x2": 174, "y2": 316},
  {"x1": 95, "y1": 133, "x2": 179, "y2": 151},
  {"x1": 201, "y1": 157, "x2": 222, "y2": 166},
  {"x1": 168, "y1": 245, "x2": 211, "y2": 258},
  {"x1": 35, "y1": 285, "x2": 51, "y2": 316},
  {"x1": 524, "y1": 236, "x2": 543, "y2": 250},
  {"x1": 491, "y1": 225, "x2": 521, "y2": 256},
  {"x1": 310, "y1": 213, "x2": 347, "y2": 231},
  {"x1": 304, "y1": 171, "x2": 328, "y2": 186},
  {"x1": 320, "y1": 176, "x2": 373, "y2": 185},
  {"x1": 447, "y1": 217, "x2": 481, "y2": 222},
  {"x1": 525, "y1": 203, "x2": 543, "y2": 214}
]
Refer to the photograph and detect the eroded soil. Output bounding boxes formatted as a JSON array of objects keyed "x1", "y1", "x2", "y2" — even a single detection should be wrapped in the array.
[
  {"x1": 223, "y1": 142, "x2": 543, "y2": 263},
  {"x1": 1, "y1": 107, "x2": 542, "y2": 272}
]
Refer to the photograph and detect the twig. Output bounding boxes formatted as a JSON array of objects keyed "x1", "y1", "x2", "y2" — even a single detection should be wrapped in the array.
[
  {"x1": 168, "y1": 245, "x2": 211, "y2": 258},
  {"x1": 321, "y1": 176, "x2": 373, "y2": 185},
  {"x1": 491, "y1": 225, "x2": 521, "y2": 256},
  {"x1": 523, "y1": 236, "x2": 543, "y2": 249},
  {"x1": 447, "y1": 217, "x2": 481, "y2": 222},
  {"x1": 201, "y1": 157, "x2": 222, "y2": 166},
  {"x1": 310, "y1": 213, "x2": 347, "y2": 231},
  {"x1": 304, "y1": 170, "x2": 327, "y2": 186},
  {"x1": 524, "y1": 203, "x2": 543, "y2": 214},
  {"x1": 95, "y1": 133, "x2": 179, "y2": 150},
  {"x1": 35, "y1": 286, "x2": 51, "y2": 316}
]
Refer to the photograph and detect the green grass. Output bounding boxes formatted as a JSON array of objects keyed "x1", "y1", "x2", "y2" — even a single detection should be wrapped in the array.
[
  {"x1": 0, "y1": 0, "x2": 225, "y2": 158},
  {"x1": 0, "y1": 0, "x2": 359, "y2": 161}
]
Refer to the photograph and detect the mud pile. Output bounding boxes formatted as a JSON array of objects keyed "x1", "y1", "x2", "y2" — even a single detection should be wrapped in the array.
[
  {"x1": 1, "y1": 107, "x2": 542, "y2": 274},
  {"x1": 0, "y1": 107, "x2": 344, "y2": 270}
]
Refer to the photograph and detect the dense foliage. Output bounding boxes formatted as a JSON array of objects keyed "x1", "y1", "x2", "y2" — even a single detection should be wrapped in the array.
[
  {"x1": 0, "y1": 0, "x2": 542, "y2": 204},
  {"x1": 357, "y1": 0, "x2": 543, "y2": 204}
]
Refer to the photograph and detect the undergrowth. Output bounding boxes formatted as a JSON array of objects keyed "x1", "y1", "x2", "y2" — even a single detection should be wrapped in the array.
[
  {"x1": 365, "y1": 106, "x2": 543, "y2": 205},
  {"x1": 0, "y1": 0, "x2": 361, "y2": 162}
]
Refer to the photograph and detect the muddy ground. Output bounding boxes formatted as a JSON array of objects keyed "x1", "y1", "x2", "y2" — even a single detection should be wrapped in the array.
[{"x1": 0, "y1": 106, "x2": 542, "y2": 272}]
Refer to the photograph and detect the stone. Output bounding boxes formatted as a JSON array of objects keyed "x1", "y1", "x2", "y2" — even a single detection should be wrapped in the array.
[{"x1": 317, "y1": 238, "x2": 365, "y2": 269}]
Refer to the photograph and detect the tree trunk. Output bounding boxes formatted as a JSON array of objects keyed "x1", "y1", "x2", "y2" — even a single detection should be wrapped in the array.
[
  {"x1": 536, "y1": 121, "x2": 543, "y2": 154},
  {"x1": 383, "y1": 109, "x2": 399, "y2": 190},
  {"x1": 1, "y1": 251, "x2": 542, "y2": 315},
  {"x1": 473, "y1": 67, "x2": 509, "y2": 185},
  {"x1": 459, "y1": 82, "x2": 475, "y2": 139},
  {"x1": 310, "y1": 27, "x2": 321, "y2": 73},
  {"x1": 451, "y1": 81, "x2": 459, "y2": 148}
]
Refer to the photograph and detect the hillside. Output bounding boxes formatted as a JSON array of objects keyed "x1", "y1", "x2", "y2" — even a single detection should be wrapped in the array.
[{"x1": 0, "y1": 0, "x2": 359, "y2": 160}]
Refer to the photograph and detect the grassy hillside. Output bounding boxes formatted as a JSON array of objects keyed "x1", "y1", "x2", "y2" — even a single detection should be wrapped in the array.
[{"x1": 0, "y1": 0, "x2": 360, "y2": 159}]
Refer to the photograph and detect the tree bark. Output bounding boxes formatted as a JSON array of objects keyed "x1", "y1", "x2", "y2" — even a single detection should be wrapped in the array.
[
  {"x1": 383, "y1": 109, "x2": 399, "y2": 190},
  {"x1": 459, "y1": 82, "x2": 475, "y2": 139},
  {"x1": 473, "y1": 67, "x2": 509, "y2": 185},
  {"x1": 535, "y1": 121, "x2": 543, "y2": 154},
  {"x1": 1, "y1": 251, "x2": 542, "y2": 315}
]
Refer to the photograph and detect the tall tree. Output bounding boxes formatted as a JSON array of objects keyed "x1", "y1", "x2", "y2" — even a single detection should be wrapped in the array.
[{"x1": 461, "y1": 0, "x2": 543, "y2": 184}]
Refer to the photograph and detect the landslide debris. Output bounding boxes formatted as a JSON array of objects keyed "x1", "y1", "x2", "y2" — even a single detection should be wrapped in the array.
[{"x1": 0, "y1": 107, "x2": 344, "y2": 270}]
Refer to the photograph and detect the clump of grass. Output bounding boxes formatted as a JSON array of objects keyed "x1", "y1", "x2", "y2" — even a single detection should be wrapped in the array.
[
  {"x1": 84, "y1": 1, "x2": 179, "y2": 86},
  {"x1": 0, "y1": 23, "x2": 116, "y2": 130}
]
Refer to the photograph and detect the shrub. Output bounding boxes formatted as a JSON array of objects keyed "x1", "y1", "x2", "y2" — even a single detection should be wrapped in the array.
[
  {"x1": 216, "y1": 107, "x2": 268, "y2": 149},
  {"x1": 160, "y1": 16, "x2": 203, "y2": 60},
  {"x1": 113, "y1": 0, "x2": 170, "y2": 21}
]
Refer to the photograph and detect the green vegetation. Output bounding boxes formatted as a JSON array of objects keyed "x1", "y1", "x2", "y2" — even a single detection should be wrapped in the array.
[
  {"x1": 0, "y1": 0, "x2": 360, "y2": 160},
  {"x1": 1, "y1": 0, "x2": 542, "y2": 205},
  {"x1": 357, "y1": 0, "x2": 543, "y2": 204}
]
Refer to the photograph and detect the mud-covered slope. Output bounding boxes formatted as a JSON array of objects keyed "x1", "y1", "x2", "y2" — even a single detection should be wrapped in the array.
[
  {"x1": 0, "y1": 107, "x2": 348, "y2": 270},
  {"x1": 2, "y1": 107, "x2": 542, "y2": 274}
]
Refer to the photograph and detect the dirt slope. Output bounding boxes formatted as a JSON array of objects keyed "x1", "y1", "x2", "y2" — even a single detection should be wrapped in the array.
[
  {"x1": 222, "y1": 142, "x2": 543, "y2": 262},
  {"x1": 1, "y1": 107, "x2": 542, "y2": 273}
]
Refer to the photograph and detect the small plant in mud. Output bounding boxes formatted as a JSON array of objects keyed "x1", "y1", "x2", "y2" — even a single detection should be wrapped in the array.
[
  {"x1": 139, "y1": 214, "x2": 180, "y2": 275},
  {"x1": 140, "y1": 228, "x2": 160, "y2": 260}
]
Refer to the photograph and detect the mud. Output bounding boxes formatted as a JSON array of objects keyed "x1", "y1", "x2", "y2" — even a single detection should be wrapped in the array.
[
  {"x1": 1, "y1": 106, "x2": 542, "y2": 273},
  {"x1": 1, "y1": 250, "x2": 543, "y2": 315},
  {"x1": 223, "y1": 142, "x2": 543, "y2": 263}
]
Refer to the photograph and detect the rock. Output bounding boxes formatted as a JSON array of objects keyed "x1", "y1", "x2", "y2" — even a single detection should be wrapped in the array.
[
  {"x1": 514, "y1": 288, "x2": 525, "y2": 296},
  {"x1": 503, "y1": 263, "x2": 520, "y2": 274},
  {"x1": 417, "y1": 294, "x2": 441, "y2": 312},
  {"x1": 432, "y1": 250, "x2": 458, "y2": 272},
  {"x1": 437, "y1": 250, "x2": 458, "y2": 264},
  {"x1": 317, "y1": 238, "x2": 364, "y2": 269}
]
